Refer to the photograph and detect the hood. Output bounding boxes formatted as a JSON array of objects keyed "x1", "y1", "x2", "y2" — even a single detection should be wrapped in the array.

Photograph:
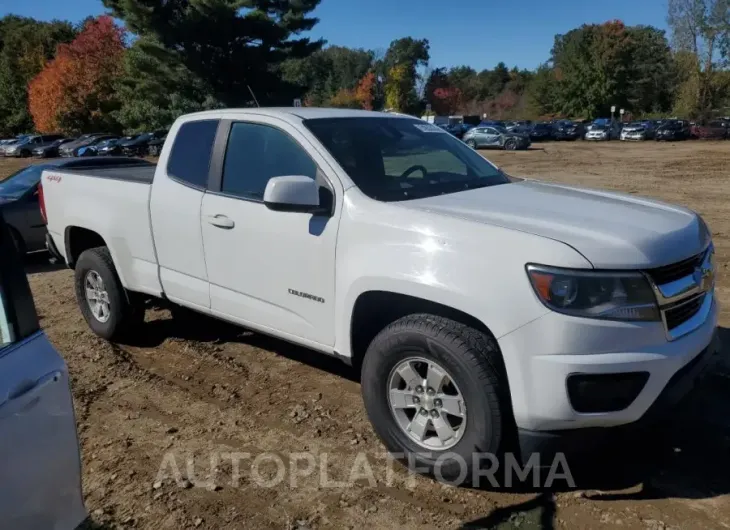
[
  {"x1": 0, "y1": 196, "x2": 13, "y2": 206},
  {"x1": 623, "y1": 125, "x2": 646, "y2": 132},
  {"x1": 402, "y1": 180, "x2": 707, "y2": 269}
]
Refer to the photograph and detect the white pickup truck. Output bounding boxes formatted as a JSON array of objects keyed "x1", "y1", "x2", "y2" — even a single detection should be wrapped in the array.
[{"x1": 42, "y1": 108, "x2": 720, "y2": 477}]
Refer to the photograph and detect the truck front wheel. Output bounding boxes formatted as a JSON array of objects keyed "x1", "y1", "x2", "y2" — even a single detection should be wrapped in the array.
[
  {"x1": 74, "y1": 247, "x2": 143, "y2": 341},
  {"x1": 361, "y1": 314, "x2": 511, "y2": 484}
]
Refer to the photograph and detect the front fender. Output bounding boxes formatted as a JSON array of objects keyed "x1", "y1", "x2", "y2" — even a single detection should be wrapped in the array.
[{"x1": 333, "y1": 190, "x2": 592, "y2": 359}]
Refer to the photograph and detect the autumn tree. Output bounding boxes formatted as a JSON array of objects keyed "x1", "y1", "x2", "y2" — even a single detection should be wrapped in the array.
[
  {"x1": 328, "y1": 88, "x2": 361, "y2": 108},
  {"x1": 384, "y1": 64, "x2": 410, "y2": 111},
  {"x1": 380, "y1": 37, "x2": 430, "y2": 113},
  {"x1": 29, "y1": 16, "x2": 125, "y2": 134},
  {"x1": 354, "y1": 71, "x2": 376, "y2": 110},
  {"x1": 0, "y1": 16, "x2": 76, "y2": 135},
  {"x1": 282, "y1": 46, "x2": 374, "y2": 106}
]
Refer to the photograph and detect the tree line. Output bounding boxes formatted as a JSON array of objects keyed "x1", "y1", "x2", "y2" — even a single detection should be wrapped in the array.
[{"x1": 0, "y1": 0, "x2": 728, "y2": 137}]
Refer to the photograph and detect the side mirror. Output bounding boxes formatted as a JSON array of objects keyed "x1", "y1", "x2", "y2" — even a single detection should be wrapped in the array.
[{"x1": 263, "y1": 175, "x2": 321, "y2": 213}]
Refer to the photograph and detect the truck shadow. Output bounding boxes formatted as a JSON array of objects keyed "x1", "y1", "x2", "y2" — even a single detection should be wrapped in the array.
[{"x1": 123, "y1": 304, "x2": 360, "y2": 382}]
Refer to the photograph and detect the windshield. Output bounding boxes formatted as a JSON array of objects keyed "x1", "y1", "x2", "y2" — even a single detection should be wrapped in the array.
[
  {"x1": 0, "y1": 165, "x2": 44, "y2": 200},
  {"x1": 304, "y1": 117, "x2": 510, "y2": 202}
]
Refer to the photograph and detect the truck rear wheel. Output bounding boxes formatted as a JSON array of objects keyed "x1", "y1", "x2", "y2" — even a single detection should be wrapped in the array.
[
  {"x1": 74, "y1": 247, "x2": 143, "y2": 341},
  {"x1": 361, "y1": 314, "x2": 510, "y2": 484}
]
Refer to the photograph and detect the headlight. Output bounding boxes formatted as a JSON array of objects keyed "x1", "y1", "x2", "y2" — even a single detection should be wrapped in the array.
[{"x1": 526, "y1": 265, "x2": 659, "y2": 321}]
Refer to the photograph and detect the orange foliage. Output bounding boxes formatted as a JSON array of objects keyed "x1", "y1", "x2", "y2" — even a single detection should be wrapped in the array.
[
  {"x1": 354, "y1": 72, "x2": 376, "y2": 110},
  {"x1": 29, "y1": 16, "x2": 125, "y2": 133}
]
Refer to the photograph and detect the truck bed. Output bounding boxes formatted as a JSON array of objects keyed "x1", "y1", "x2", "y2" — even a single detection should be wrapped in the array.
[
  {"x1": 53, "y1": 159, "x2": 156, "y2": 184},
  {"x1": 42, "y1": 158, "x2": 163, "y2": 298}
]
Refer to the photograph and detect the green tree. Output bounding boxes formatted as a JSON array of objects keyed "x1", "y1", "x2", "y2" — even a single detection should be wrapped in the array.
[
  {"x1": 625, "y1": 26, "x2": 677, "y2": 114},
  {"x1": 103, "y1": 0, "x2": 324, "y2": 106},
  {"x1": 526, "y1": 63, "x2": 558, "y2": 117},
  {"x1": 0, "y1": 15, "x2": 76, "y2": 135},
  {"x1": 114, "y1": 37, "x2": 222, "y2": 132},
  {"x1": 550, "y1": 21, "x2": 634, "y2": 117},
  {"x1": 668, "y1": 0, "x2": 730, "y2": 118},
  {"x1": 282, "y1": 46, "x2": 374, "y2": 106}
]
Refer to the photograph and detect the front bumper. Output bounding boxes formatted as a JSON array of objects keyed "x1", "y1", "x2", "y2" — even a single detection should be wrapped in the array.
[
  {"x1": 517, "y1": 329, "x2": 721, "y2": 461},
  {"x1": 498, "y1": 291, "x2": 719, "y2": 432}
]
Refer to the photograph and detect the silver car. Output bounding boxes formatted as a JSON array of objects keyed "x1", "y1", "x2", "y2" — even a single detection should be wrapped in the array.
[{"x1": 0, "y1": 211, "x2": 86, "y2": 528}]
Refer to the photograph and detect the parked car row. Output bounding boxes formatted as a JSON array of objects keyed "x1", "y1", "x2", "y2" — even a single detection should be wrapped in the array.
[
  {"x1": 452, "y1": 117, "x2": 729, "y2": 145},
  {"x1": 0, "y1": 129, "x2": 169, "y2": 159}
]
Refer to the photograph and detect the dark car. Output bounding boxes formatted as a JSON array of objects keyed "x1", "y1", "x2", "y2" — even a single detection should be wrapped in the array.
[
  {"x1": 58, "y1": 133, "x2": 113, "y2": 157},
  {"x1": 147, "y1": 134, "x2": 167, "y2": 156},
  {"x1": 120, "y1": 130, "x2": 168, "y2": 156},
  {"x1": 552, "y1": 120, "x2": 582, "y2": 140},
  {"x1": 655, "y1": 120, "x2": 690, "y2": 141},
  {"x1": 0, "y1": 157, "x2": 151, "y2": 255},
  {"x1": 73, "y1": 135, "x2": 119, "y2": 157},
  {"x1": 80, "y1": 137, "x2": 130, "y2": 157},
  {"x1": 690, "y1": 120, "x2": 728, "y2": 139},
  {"x1": 31, "y1": 137, "x2": 73, "y2": 158},
  {"x1": 530, "y1": 122, "x2": 554, "y2": 141},
  {"x1": 462, "y1": 124, "x2": 531, "y2": 150}
]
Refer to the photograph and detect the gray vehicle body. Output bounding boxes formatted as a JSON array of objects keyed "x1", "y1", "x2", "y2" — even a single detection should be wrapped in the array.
[
  {"x1": 0, "y1": 211, "x2": 86, "y2": 529},
  {"x1": 462, "y1": 126, "x2": 530, "y2": 150}
]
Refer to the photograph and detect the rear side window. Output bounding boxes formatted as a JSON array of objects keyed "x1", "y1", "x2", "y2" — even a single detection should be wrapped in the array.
[
  {"x1": 167, "y1": 119, "x2": 219, "y2": 188},
  {"x1": 221, "y1": 122, "x2": 317, "y2": 201}
]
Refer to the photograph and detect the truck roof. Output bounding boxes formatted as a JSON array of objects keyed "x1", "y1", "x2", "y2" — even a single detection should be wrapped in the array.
[{"x1": 181, "y1": 107, "x2": 414, "y2": 121}]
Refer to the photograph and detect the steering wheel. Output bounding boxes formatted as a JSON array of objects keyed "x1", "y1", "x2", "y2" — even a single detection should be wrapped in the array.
[{"x1": 400, "y1": 165, "x2": 428, "y2": 179}]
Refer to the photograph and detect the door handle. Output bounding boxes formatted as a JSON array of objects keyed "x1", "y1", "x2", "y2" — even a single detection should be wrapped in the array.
[
  {"x1": 0, "y1": 371, "x2": 62, "y2": 419},
  {"x1": 205, "y1": 214, "x2": 235, "y2": 229}
]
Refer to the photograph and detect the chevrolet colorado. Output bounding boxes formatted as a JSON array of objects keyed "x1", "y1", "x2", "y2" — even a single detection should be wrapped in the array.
[{"x1": 41, "y1": 108, "x2": 720, "y2": 477}]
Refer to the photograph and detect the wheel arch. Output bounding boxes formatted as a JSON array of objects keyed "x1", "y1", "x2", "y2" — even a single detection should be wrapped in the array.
[
  {"x1": 64, "y1": 226, "x2": 108, "y2": 269},
  {"x1": 348, "y1": 289, "x2": 502, "y2": 372}
]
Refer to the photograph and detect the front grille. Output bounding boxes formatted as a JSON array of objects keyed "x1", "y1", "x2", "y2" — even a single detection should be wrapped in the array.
[
  {"x1": 664, "y1": 293, "x2": 704, "y2": 330},
  {"x1": 646, "y1": 252, "x2": 703, "y2": 285}
]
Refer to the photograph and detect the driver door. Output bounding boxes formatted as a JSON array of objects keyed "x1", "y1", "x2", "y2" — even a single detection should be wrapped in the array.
[
  {"x1": 201, "y1": 117, "x2": 341, "y2": 347},
  {"x1": 0, "y1": 212, "x2": 86, "y2": 529}
]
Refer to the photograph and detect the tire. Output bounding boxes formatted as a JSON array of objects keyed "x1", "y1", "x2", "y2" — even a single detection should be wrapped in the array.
[
  {"x1": 74, "y1": 246, "x2": 143, "y2": 341},
  {"x1": 361, "y1": 314, "x2": 510, "y2": 484},
  {"x1": 504, "y1": 139, "x2": 517, "y2": 151},
  {"x1": 465, "y1": 139, "x2": 477, "y2": 149}
]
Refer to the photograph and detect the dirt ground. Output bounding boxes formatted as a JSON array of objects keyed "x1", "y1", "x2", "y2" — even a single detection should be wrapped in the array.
[{"x1": 9, "y1": 140, "x2": 730, "y2": 530}]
